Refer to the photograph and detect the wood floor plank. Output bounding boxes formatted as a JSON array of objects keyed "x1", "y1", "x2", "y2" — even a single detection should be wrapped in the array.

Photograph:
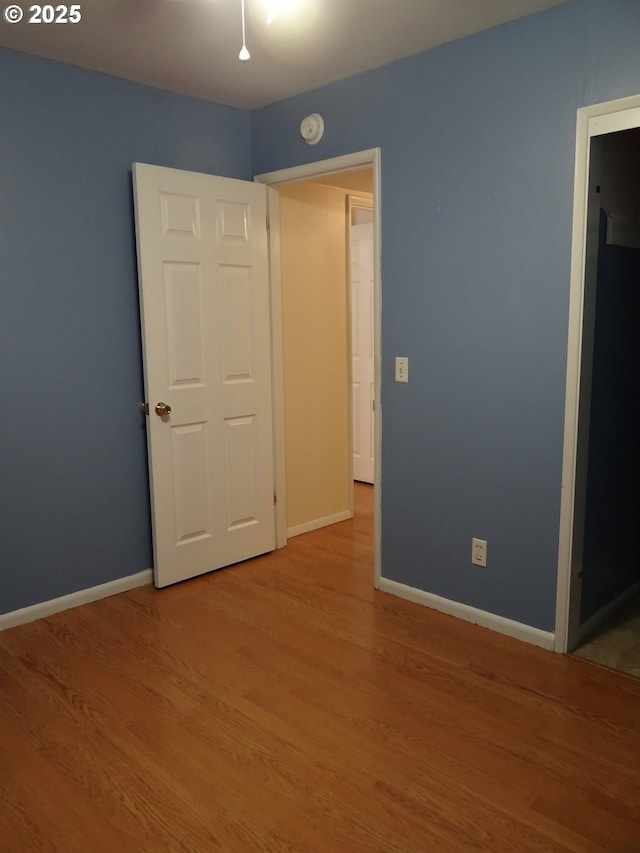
[{"x1": 1, "y1": 484, "x2": 638, "y2": 851}]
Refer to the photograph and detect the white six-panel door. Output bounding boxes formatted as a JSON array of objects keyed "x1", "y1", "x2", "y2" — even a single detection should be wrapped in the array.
[
  {"x1": 133, "y1": 163, "x2": 275, "y2": 587},
  {"x1": 351, "y1": 221, "x2": 375, "y2": 484}
]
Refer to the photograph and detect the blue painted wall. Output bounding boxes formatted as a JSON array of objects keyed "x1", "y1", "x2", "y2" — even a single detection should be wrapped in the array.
[
  {"x1": 0, "y1": 48, "x2": 251, "y2": 614},
  {"x1": 252, "y1": 0, "x2": 640, "y2": 631}
]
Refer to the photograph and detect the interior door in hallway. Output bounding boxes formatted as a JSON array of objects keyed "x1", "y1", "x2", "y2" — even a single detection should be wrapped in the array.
[
  {"x1": 351, "y1": 218, "x2": 375, "y2": 484},
  {"x1": 133, "y1": 163, "x2": 275, "y2": 587}
]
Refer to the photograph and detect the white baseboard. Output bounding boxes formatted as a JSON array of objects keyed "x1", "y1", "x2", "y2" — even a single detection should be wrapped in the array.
[
  {"x1": 578, "y1": 579, "x2": 640, "y2": 644},
  {"x1": 288, "y1": 509, "x2": 353, "y2": 539},
  {"x1": 378, "y1": 577, "x2": 555, "y2": 651},
  {"x1": 0, "y1": 570, "x2": 153, "y2": 632}
]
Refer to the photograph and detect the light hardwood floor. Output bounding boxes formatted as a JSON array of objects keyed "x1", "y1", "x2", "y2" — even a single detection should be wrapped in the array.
[{"x1": 1, "y1": 484, "x2": 639, "y2": 852}]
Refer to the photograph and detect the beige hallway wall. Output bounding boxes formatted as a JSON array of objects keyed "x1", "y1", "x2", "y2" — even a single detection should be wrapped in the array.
[{"x1": 278, "y1": 181, "x2": 352, "y2": 532}]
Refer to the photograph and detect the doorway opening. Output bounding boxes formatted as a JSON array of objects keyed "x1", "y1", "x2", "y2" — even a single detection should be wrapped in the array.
[
  {"x1": 555, "y1": 96, "x2": 640, "y2": 670},
  {"x1": 256, "y1": 149, "x2": 382, "y2": 586}
]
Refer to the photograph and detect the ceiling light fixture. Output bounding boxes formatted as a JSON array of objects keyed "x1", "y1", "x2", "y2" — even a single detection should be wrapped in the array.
[
  {"x1": 239, "y1": 0, "x2": 250, "y2": 61},
  {"x1": 266, "y1": 0, "x2": 298, "y2": 27}
]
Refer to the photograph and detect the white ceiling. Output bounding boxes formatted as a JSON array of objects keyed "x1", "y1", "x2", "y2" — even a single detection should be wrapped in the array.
[{"x1": 0, "y1": 0, "x2": 567, "y2": 109}]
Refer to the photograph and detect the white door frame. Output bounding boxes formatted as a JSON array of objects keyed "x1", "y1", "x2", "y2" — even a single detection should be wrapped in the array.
[
  {"x1": 555, "y1": 95, "x2": 640, "y2": 653},
  {"x1": 255, "y1": 148, "x2": 382, "y2": 586}
]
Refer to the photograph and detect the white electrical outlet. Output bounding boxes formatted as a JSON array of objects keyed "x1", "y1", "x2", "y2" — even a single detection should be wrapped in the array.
[
  {"x1": 472, "y1": 538, "x2": 487, "y2": 567},
  {"x1": 395, "y1": 356, "x2": 408, "y2": 383}
]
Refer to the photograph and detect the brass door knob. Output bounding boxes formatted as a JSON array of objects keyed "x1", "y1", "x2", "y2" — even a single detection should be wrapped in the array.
[{"x1": 154, "y1": 402, "x2": 172, "y2": 417}]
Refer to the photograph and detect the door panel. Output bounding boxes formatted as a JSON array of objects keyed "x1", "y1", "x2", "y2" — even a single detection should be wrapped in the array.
[
  {"x1": 172, "y1": 422, "x2": 210, "y2": 544},
  {"x1": 351, "y1": 221, "x2": 375, "y2": 484},
  {"x1": 220, "y1": 266, "x2": 254, "y2": 380},
  {"x1": 133, "y1": 163, "x2": 275, "y2": 587},
  {"x1": 165, "y1": 263, "x2": 205, "y2": 387}
]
